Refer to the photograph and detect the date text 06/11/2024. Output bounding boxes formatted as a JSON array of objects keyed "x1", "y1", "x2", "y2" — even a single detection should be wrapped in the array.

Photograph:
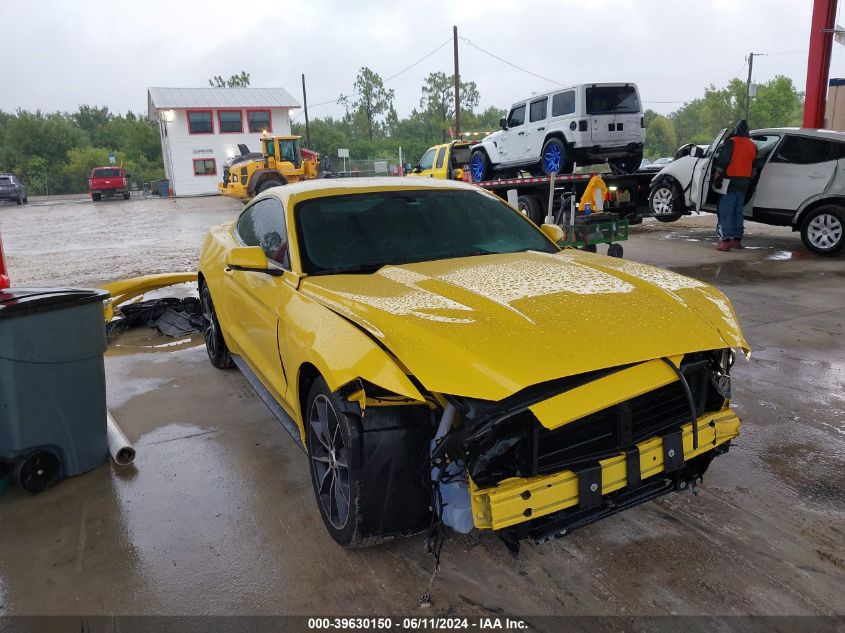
[{"x1": 307, "y1": 617, "x2": 529, "y2": 630}]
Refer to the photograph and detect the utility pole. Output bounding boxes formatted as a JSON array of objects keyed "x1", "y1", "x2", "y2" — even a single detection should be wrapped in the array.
[
  {"x1": 453, "y1": 25, "x2": 461, "y2": 138},
  {"x1": 745, "y1": 52, "x2": 755, "y2": 122},
  {"x1": 301, "y1": 73, "x2": 311, "y2": 149}
]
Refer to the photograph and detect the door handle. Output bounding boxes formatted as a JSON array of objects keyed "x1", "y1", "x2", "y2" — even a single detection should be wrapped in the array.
[
  {"x1": 517, "y1": 131, "x2": 524, "y2": 136},
  {"x1": 537, "y1": 127, "x2": 545, "y2": 131}
]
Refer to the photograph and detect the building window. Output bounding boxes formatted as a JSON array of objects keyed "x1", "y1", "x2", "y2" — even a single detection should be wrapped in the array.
[
  {"x1": 193, "y1": 158, "x2": 217, "y2": 175},
  {"x1": 217, "y1": 110, "x2": 243, "y2": 133},
  {"x1": 247, "y1": 109, "x2": 272, "y2": 133},
  {"x1": 187, "y1": 110, "x2": 214, "y2": 134}
]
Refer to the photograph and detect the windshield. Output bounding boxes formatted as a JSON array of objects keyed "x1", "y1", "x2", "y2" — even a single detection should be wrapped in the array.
[
  {"x1": 92, "y1": 168, "x2": 121, "y2": 178},
  {"x1": 585, "y1": 85, "x2": 640, "y2": 115},
  {"x1": 295, "y1": 189, "x2": 558, "y2": 275},
  {"x1": 0, "y1": 177, "x2": 11, "y2": 184},
  {"x1": 452, "y1": 145, "x2": 472, "y2": 165}
]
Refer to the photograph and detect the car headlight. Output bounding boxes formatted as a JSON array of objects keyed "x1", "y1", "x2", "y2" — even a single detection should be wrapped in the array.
[{"x1": 711, "y1": 348, "x2": 734, "y2": 399}]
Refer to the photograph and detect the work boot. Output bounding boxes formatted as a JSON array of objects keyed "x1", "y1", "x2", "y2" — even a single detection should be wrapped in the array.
[
  {"x1": 715, "y1": 240, "x2": 732, "y2": 252},
  {"x1": 730, "y1": 238, "x2": 743, "y2": 249}
]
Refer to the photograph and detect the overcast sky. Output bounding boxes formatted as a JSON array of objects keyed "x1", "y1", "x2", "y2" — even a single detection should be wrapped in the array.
[{"x1": 2, "y1": 0, "x2": 841, "y2": 126}]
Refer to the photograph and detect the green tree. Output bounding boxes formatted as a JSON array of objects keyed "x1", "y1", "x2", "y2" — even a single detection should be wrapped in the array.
[
  {"x1": 420, "y1": 72, "x2": 481, "y2": 141},
  {"x1": 644, "y1": 115, "x2": 678, "y2": 159},
  {"x1": 671, "y1": 75, "x2": 803, "y2": 144},
  {"x1": 345, "y1": 67, "x2": 395, "y2": 141},
  {"x1": 208, "y1": 71, "x2": 250, "y2": 87}
]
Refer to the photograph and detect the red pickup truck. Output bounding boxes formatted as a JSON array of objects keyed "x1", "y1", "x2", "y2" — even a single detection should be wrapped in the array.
[{"x1": 89, "y1": 167, "x2": 130, "y2": 201}]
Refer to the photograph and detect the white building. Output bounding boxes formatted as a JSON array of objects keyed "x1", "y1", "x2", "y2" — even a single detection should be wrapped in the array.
[{"x1": 147, "y1": 87, "x2": 300, "y2": 196}]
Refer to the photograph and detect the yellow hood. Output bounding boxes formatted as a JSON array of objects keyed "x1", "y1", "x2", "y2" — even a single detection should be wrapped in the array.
[{"x1": 301, "y1": 250, "x2": 748, "y2": 401}]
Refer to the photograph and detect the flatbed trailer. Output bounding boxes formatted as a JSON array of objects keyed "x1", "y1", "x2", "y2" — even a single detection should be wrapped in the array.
[{"x1": 473, "y1": 171, "x2": 657, "y2": 225}]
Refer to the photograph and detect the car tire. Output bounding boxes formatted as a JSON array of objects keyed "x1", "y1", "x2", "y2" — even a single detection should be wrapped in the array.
[
  {"x1": 470, "y1": 149, "x2": 491, "y2": 182},
  {"x1": 123, "y1": 191, "x2": 130, "y2": 200},
  {"x1": 200, "y1": 282, "x2": 234, "y2": 369},
  {"x1": 16, "y1": 193, "x2": 22, "y2": 205},
  {"x1": 518, "y1": 195, "x2": 546, "y2": 225},
  {"x1": 800, "y1": 204, "x2": 845, "y2": 256},
  {"x1": 256, "y1": 179, "x2": 283, "y2": 194},
  {"x1": 649, "y1": 179, "x2": 682, "y2": 222},
  {"x1": 22, "y1": 195, "x2": 27, "y2": 204},
  {"x1": 540, "y1": 138, "x2": 572, "y2": 175},
  {"x1": 306, "y1": 377, "x2": 432, "y2": 548},
  {"x1": 607, "y1": 243, "x2": 624, "y2": 258},
  {"x1": 92, "y1": 193, "x2": 101, "y2": 202}
]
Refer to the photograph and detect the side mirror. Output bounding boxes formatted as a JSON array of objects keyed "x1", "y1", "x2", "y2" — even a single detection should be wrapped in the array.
[
  {"x1": 690, "y1": 146, "x2": 704, "y2": 159},
  {"x1": 412, "y1": 164, "x2": 422, "y2": 173},
  {"x1": 499, "y1": 117, "x2": 508, "y2": 130},
  {"x1": 125, "y1": 173, "x2": 132, "y2": 178},
  {"x1": 540, "y1": 223, "x2": 565, "y2": 243},
  {"x1": 226, "y1": 246, "x2": 281, "y2": 276}
]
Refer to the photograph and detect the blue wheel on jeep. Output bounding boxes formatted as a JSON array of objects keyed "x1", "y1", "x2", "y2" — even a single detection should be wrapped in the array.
[
  {"x1": 470, "y1": 150, "x2": 490, "y2": 182},
  {"x1": 541, "y1": 138, "x2": 568, "y2": 175}
]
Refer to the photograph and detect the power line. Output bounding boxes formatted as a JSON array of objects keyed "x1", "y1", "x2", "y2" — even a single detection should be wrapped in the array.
[
  {"x1": 291, "y1": 37, "x2": 452, "y2": 121},
  {"x1": 459, "y1": 37, "x2": 565, "y2": 87},
  {"x1": 383, "y1": 38, "x2": 452, "y2": 83}
]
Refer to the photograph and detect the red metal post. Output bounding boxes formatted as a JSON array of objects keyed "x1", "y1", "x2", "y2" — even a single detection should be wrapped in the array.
[
  {"x1": 804, "y1": 0, "x2": 838, "y2": 128},
  {"x1": 0, "y1": 232, "x2": 9, "y2": 288}
]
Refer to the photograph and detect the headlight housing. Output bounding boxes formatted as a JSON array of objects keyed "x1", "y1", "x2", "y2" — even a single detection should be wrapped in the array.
[{"x1": 711, "y1": 348, "x2": 734, "y2": 399}]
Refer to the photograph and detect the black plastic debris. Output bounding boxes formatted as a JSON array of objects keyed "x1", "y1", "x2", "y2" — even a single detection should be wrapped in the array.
[{"x1": 109, "y1": 297, "x2": 203, "y2": 338}]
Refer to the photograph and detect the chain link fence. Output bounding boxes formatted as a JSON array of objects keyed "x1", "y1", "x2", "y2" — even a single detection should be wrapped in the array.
[{"x1": 324, "y1": 157, "x2": 402, "y2": 177}]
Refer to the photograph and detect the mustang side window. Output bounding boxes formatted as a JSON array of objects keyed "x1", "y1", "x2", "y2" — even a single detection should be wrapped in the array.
[{"x1": 236, "y1": 198, "x2": 290, "y2": 268}]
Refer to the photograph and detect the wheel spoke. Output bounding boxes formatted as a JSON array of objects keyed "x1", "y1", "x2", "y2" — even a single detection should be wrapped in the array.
[
  {"x1": 310, "y1": 417, "x2": 331, "y2": 451},
  {"x1": 328, "y1": 474, "x2": 339, "y2": 522},
  {"x1": 334, "y1": 474, "x2": 349, "y2": 521},
  {"x1": 319, "y1": 466, "x2": 334, "y2": 496}
]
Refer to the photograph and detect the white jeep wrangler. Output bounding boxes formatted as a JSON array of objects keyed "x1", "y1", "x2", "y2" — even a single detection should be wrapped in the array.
[{"x1": 469, "y1": 83, "x2": 645, "y2": 181}]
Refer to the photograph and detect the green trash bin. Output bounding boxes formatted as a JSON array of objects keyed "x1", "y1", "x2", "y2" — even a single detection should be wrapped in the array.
[{"x1": 0, "y1": 288, "x2": 109, "y2": 493}]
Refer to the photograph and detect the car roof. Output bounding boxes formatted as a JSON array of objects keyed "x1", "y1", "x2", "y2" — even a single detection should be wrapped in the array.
[
  {"x1": 752, "y1": 127, "x2": 845, "y2": 141},
  {"x1": 512, "y1": 82, "x2": 639, "y2": 104}
]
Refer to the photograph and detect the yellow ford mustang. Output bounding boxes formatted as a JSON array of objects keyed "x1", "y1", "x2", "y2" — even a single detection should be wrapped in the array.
[{"x1": 198, "y1": 177, "x2": 747, "y2": 549}]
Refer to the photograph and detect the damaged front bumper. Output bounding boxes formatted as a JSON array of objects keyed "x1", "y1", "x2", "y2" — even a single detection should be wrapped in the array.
[
  {"x1": 469, "y1": 409, "x2": 739, "y2": 539},
  {"x1": 432, "y1": 349, "x2": 739, "y2": 544}
]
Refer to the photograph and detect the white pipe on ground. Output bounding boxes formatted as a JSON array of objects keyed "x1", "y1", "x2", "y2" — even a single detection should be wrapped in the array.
[{"x1": 107, "y1": 412, "x2": 136, "y2": 466}]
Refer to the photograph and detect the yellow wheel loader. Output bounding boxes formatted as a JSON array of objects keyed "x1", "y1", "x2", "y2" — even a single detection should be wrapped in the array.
[{"x1": 218, "y1": 134, "x2": 320, "y2": 203}]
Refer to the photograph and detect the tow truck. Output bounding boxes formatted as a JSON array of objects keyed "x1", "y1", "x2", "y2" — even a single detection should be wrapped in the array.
[
  {"x1": 218, "y1": 134, "x2": 320, "y2": 203},
  {"x1": 408, "y1": 140, "x2": 658, "y2": 225}
]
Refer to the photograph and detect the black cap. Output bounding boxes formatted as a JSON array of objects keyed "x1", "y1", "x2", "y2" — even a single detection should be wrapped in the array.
[{"x1": 733, "y1": 120, "x2": 749, "y2": 137}]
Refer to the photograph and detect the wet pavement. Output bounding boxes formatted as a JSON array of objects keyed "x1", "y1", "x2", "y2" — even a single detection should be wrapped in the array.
[{"x1": 0, "y1": 196, "x2": 843, "y2": 619}]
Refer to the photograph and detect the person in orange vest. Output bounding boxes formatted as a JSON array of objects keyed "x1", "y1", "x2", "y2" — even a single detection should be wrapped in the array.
[{"x1": 714, "y1": 120, "x2": 757, "y2": 251}]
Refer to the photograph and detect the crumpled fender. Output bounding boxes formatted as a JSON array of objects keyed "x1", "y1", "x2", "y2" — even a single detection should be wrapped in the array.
[{"x1": 282, "y1": 291, "x2": 426, "y2": 415}]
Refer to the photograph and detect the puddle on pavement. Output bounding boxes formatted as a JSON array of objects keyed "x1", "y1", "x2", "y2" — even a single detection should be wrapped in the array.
[
  {"x1": 669, "y1": 259, "x2": 845, "y2": 284},
  {"x1": 766, "y1": 250, "x2": 806, "y2": 261},
  {"x1": 760, "y1": 440, "x2": 845, "y2": 503},
  {"x1": 108, "y1": 327, "x2": 204, "y2": 356}
]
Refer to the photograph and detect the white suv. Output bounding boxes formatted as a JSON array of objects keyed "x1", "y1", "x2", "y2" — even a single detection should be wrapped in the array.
[
  {"x1": 469, "y1": 83, "x2": 645, "y2": 181},
  {"x1": 648, "y1": 127, "x2": 845, "y2": 256}
]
